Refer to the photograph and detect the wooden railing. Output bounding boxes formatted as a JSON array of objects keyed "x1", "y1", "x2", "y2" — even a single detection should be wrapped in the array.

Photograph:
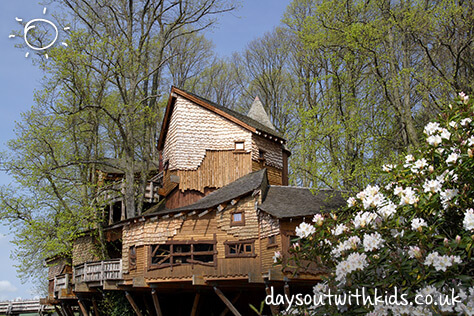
[
  {"x1": 0, "y1": 300, "x2": 53, "y2": 315},
  {"x1": 101, "y1": 180, "x2": 160, "y2": 203},
  {"x1": 74, "y1": 259, "x2": 122, "y2": 285},
  {"x1": 54, "y1": 273, "x2": 70, "y2": 292}
]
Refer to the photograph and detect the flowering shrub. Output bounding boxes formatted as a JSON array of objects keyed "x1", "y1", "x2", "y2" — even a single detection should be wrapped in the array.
[{"x1": 283, "y1": 94, "x2": 474, "y2": 315}]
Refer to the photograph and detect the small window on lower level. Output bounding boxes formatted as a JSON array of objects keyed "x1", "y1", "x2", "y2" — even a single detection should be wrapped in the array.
[
  {"x1": 231, "y1": 211, "x2": 245, "y2": 226},
  {"x1": 267, "y1": 235, "x2": 277, "y2": 247},
  {"x1": 225, "y1": 240, "x2": 256, "y2": 258},
  {"x1": 129, "y1": 246, "x2": 137, "y2": 269}
]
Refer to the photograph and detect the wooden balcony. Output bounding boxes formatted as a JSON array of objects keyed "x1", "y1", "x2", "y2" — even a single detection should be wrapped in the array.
[
  {"x1": 74, "y1": 259, "x2": 123, "y2": 290},
  {"x1": 53, "y1": 273, "x2": 76, "y2": 299}
]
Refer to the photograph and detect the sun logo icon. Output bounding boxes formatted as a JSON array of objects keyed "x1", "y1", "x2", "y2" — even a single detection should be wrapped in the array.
[{"x1": 9, "y1": 6, "x2": 70, "y2": 59}]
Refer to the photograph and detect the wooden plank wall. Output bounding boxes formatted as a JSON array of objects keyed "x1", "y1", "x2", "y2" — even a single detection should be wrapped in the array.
[
  {"x1": 177, "y1": 150, "x2": 252, "y2": 192},
  {"x1": 252, "y1": 161, "x2": 282, "y2": 185}
]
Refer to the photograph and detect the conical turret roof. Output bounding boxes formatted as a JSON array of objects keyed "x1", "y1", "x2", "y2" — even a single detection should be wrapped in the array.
[{"x1": 247, "y1": 96, "x2": 276, "y2": 131}]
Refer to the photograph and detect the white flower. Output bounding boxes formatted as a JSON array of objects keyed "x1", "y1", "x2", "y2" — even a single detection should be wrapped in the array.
[
  {"x1": 295, "y1": 222, "x2": 316, "y2": 239},
  {"x1": 393, "y1": 186, "x2": 404, "y2": 196},
  {"x1": 440, "y1": 128, "x2": 451, "y2": 140},
  {"x1": 446, "y1": 152, "x2": 460, "y2": 164},
  {"x1": 335, "y1": 252, "x2": 368, "y2": 282},
  {"x1": 272, "y1": 251, "x2": 281, "y2": 263},
  {"x1": 399, "y1": 187, "x2": 418, "y2": 206},
  {"x1": 312, "y1": 214, "x2": 324, "y2": 226},
  {"x1": 411, "y1": 158, "x2": 428, "y2": 173},
  {"x1": 440, "y1": 188, "x2": 458, "y2": 209},
  {"x1": 425, "y1": 252, "x2": 462, "y2": 272},
  {"x1": 356, "y1": 185, "x2": 385, "y2": 209},
  {"x1": 422, "y1": 179, "x2": 443, "y2": 193},
  {"x1": 449, "y1": 121, "x2": 457, "y2": 128},
  {"x1": 331, "y1": 236, "x2": 361, "y2": 258},
  {"x1": 405, "y1": 154, "x2": 415, "y2": 163},
  {"x1": 460, "y1": 117, "x2": 472, "y2": 126},
  {"x1": 382, "y1": 164, "x2": 395, "y2": 172},
  {"x1": 411, "y1": 218, "x2": 427, "y2": 231},
  {"x1": 363, "y1": 232, "x2": 384, "y2": 252},
  {"x1": 377, "y1": 201, "x2": 397, "y2": 219},
  {"x1": 408, "y1": 246, "x2": 422, "y2": 259},
  {"x1": 424, "y1": 122, "x2": 440, "y2": 135},
  {"x1": 353, "y1": 211, "x2": 377, "y2": 229},
  {"x1": 459, "y1": 92, "x2": 470, "y2": 104},
  {"x1": 464, "y1": 208, "x2": 474, "y2": 231},
  {"x1": 468, "y1": 136, "x2": 474, "y2": 147},
  {"x1": 427, "y1": 134, "x2": 442, "y2": 146},
  {"x1": 332, "y1": 223, "x2": 347, "y2": 236},
  {"x1": 347, "y1": 196, "x2": 356, "y2": 207}
]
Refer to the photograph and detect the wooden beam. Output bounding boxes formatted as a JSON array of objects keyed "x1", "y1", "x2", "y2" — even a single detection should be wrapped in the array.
[
  {"x1": 198, "y1": 210, "x2": 210, "y2": 217},
  {"x1": 265, "y1": 286, "x2": 279, "y2": 316},
  {"x1": 151, "y1": 290, "x2": 163, "y2": 316},
  {"x1": 125, "y1": 291, "x2": 143, "y2": 316},
  {"x1": 61, "y1": 303, "x2": 73, "y2": 316},
  {"x1": 78, "y1": 299, "x2": 89, "y2": 316},
  {"x1": 173, "y1": 212, "x2": 183, "y2": 218},
  {"x1": 284, "y1": 283, "x2": 291, "y2": 310},
  {"x1": 213, "y1": 287, "x2": 242, "y2": 316},
  {"x1": 92, "y1": 298, "x2": 100, "y2": 316},
  {"x1": 54, "y1": 305, "x2": 66, "y2": 316},
  {"x1": 190, "y1": 292, "x2": 200, "y2": 316},
  {"x1": 219, "y1": 292, "x2": 241, "y2": 316}
]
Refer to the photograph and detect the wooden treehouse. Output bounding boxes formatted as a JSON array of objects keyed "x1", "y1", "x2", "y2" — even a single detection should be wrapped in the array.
[{"x1": 45, "y1": 87, "x2": 345, "y2": 316}]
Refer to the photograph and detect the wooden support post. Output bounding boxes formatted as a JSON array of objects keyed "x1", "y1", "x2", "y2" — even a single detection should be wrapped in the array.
[
  {"x1": 151, "y1": 290, "x2": 163, "y2": 316},
  {"x1": 219, "y1": 292, "x2": 241, "y2": 316},
  {"x1": 213, "y1": 287, "x2": 241, "y2": 316},
  {"x1": 54, "y1": 305, "x2": 65, "y2": 316},
  {"x1": 190, "y1": 292, "x2": 200, "y2": 316},
  {"x1": 284, "y1": 282, "x2": 290, "y2": 310},
  {"x1": 265, "y1": 285, "x2": 279, "y2": 316},
  {"x1": 92, "y1": 298, "x2": 100, "y2": 316},
  {"x1": 78, "y1": 299, "x2": 89, "y2": 316},
  {"x1": 143, "y1": 295, "x2": 154, "y2": 316},
  {"x1": 125, "y1": 291, "x2": 143, "y2": 316},
  {"x1": 61, "y1": 302, "x2": 73, "y2": 316}
]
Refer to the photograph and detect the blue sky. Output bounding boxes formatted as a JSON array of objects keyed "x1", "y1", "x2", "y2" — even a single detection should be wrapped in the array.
[{"x1": 0, "y1": 0, "x2": 290, "y2": 300}]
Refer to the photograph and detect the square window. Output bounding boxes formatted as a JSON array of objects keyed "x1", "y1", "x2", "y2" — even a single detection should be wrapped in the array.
[
  {"x1": 235, "y1": 141, "x2": 245, "y2": 150},
  {"x1": 225, "y1": 240, "x2": 256, "y2": 258},
  {"x1": 231, "y1": 212, "x2": 245, "y2": 226}
]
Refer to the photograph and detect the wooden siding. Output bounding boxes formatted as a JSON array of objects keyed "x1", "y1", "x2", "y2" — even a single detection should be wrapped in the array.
[
  {"x1": 252, "y1": 161, "x2": 282, "y2": 185},
  {"x1": 252, "y1": 134, "x2": 283, "y2": 169},
  {"x1": 165, "y1": 187, "x2": 214, "y2": 209},
  {"x1": 163, "y1": 96, "x2": 253, "y2": 171},
  {"x1": 72, "y1": 235, "x2": 100, "y2": 266},
  {"x1": 122, "y1": 194, "x2": 264, "y2": 282},
  {"x1": 260, "y1": 234, "x2": 282, "y2": 272},
  {"x1": 177, "y1": 150, "x2": 252, "y2": 192}
]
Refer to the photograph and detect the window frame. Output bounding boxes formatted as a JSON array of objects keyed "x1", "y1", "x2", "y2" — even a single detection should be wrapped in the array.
[
  {"x1": 234, "y1": 141, "x2": 245, "y2": 151},
  {"x1": 224, "y1": 240, "x2": 256, "y2": 258},
  {"x1": 230, "y1": 211, "x2": 245, "y2": 226},
  {"x1": 129, "y1": 245, "x2": 137, "y2": 270},
  {"x1": 148, "y1": 239, "x2": 217, "y2": 270}
]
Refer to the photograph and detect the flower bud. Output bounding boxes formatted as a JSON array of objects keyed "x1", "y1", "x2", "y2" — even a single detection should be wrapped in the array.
[
  {"x1": 428, "y1": 165, "x2": 434, "y2": 173},
  {"x1": 468, "y1": 148, "x2": 473, "y2": 158},
  {"x1": 456, "y1": 235, "x2": 461, "y2": 245},
  {"x1": 444, "y1": 238, "x2": 449, "y2": 247}
]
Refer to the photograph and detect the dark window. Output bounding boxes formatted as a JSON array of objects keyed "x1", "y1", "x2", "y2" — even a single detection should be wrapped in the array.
[
  {"x1": 225, "y1": 240, "x2": 256, "y2": 258},
  {"x1": 129, "y1": 246, "x2": 137, "y2": 269},
  {"x1": 267, "y1": 235, "x2": 277, "y2": 248},
  {"x1": 149, "y1": 241, "x2": 216, "y2": 269},
  {"x1": 231, "y1": 211, "x2": 245, "y2": 226},
  {"x1": 259, "y1": 149, "x2": 265, "y2": 160}
]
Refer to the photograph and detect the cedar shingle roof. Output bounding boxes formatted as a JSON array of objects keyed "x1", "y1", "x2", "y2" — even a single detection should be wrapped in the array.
[
  {"x1": 185, "y1": 90, "x2": 284, "y2": 140},
  {"x1": 258, "y1": 186, "x2": 346, "y2": 218}
]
